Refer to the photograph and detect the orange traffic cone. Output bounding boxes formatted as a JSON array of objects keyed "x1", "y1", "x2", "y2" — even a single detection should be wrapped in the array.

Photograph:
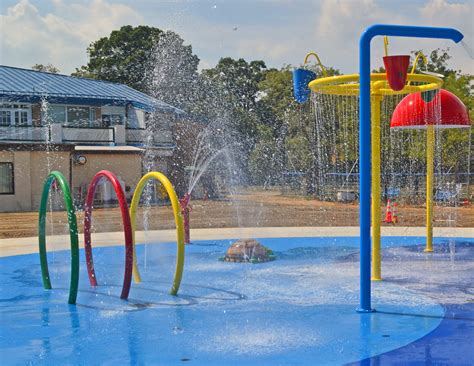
[
  {"x1": 392, "y1": 202, "x2": 398, "y2": 224},
  {"x1": 384, "y1": 199, "x2": 392, "y2": 223}
]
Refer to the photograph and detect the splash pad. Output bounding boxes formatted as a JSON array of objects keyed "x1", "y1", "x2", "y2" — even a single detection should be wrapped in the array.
[
  {"x1": 0, "y1": 23, "x2": 472, "y2": 365},
  {"x1": 3, "y1": 235, "x2": 473, "y2": 364}
]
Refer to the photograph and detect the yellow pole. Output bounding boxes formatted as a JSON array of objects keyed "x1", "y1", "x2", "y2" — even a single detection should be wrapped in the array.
[
  {"x1": 129, "y1": 171, "x2": 185, "y2": 295},
  {"x1": 303, "y1": 52, "x2": 328, "y2": 77},
  {"x1": 408, "y1": 52, "x2": 428, "y2": 87},
  {"x1": 371, "y1": 94, "x2": 382, "y2": 280},
  {"x1": 425, "y1": 125, "x2": 435, "y2": 252}
]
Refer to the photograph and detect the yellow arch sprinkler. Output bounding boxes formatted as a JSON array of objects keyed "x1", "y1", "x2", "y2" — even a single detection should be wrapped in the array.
[{"x1": 129, "y1": 171, "x2": 185, "y2": 295}]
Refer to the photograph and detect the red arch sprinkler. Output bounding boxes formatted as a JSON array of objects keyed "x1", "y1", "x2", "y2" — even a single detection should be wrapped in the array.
[{"x1": 83, "y1": 170, "x2": 134, "y2": 300}]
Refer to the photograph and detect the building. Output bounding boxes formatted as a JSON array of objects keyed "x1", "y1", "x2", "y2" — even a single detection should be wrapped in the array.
[{"x1": 0, "y1": 65, "x2": 185, "y2": 212}]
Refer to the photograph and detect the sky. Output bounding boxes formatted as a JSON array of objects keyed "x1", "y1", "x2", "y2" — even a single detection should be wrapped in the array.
[{"x1": 0, "y1": 0, "x2": 473, "y2": 75}]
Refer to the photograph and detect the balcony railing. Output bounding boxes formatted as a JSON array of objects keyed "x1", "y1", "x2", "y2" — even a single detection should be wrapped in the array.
[
  {"x1": 0, "y1": 126, "x2": 49, "y2": 142},
  {"x1": 62, "y1": 126, "x2": 114, "y2": 144},
  {"x1": 0, "y1": 125, "x2": 175, "y2": 149},
  {"x1": 126, "y1": 128, "x2": 173, "y2": 146}
]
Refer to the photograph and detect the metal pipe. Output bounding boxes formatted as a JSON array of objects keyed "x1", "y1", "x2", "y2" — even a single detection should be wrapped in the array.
[
  {"x1": 303, "y1": 52, "x2": 328, "y2": 77},
  {"x1": 358, "y1": 24, "x2": 463, "y2": 313},
  {"x1": 371, "y1": 95, "x2": 382, "y2": 281},
  {"x1": 425, "y1": 125, "x2": 435, "y2": 252},
  {"x1": 408, "y1": 52, "x2": 428, "y2": 86}
]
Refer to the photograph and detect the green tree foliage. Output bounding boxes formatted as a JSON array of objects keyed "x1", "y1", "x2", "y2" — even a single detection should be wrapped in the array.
[
  {"x1": 73, "y1": 25, "x2": 472, "y2": 192},
  {"x1": 32, "y1": 64, "x2": 60, "y2": 73},
  {"x1": 203, "y1": 58, "x2": 267, "y2": 111},
  {"x1": 248, "y1": 125, "x2": 282, "y2": 185},
  {"x1": 200, "y1": 58, "x2": 271, "y2": 185},
  {"x1": 258, "y1": 67, "x2": 294, "y2": 136},
  {"x1": 285, "y1": 135, "x2": 312, "y2": 172},
  {"x1": 145, "y1": 30, "x2": 200, "y2": 111},
  {"x1": 202, "y1": 58, "x2": 268, "y2": 138},
  {"x1": 73, "y1": 25, "x2": 163, "y2": 92}
]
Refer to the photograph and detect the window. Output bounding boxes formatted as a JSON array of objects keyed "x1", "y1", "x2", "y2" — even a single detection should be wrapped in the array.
[
  {"x1": 49, "y1": 105, "x2": 66, "y2": 124},
  {"x1": 66, "y1": 106, "x2": 90, "y2": 127},
  {"x1": 102, "y1": 114, "x2": 124, "y2": 126},
  {"x1": 0, "y1": 163, "x2": 14, "y2": 194},
  {"x1": 101, "y1": 106, "x2": 125, "y2": 127},
  {"x1": 14, "y1": 111, "x2": 28, "y2": 126},
  {"x1": 44, "y1": 105, "x2": 95, "y2": 126},
  {"x1": 0, "y1": 104, "x2": 31, "y2": 126},
  {"x1": 0, "y1": 111, "x2": 11, "y2": 126}
]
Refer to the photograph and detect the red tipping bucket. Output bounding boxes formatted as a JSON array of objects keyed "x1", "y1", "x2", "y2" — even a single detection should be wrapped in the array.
[{"x1": 383, "y1": 55, "x2": 410, "y2": 91}]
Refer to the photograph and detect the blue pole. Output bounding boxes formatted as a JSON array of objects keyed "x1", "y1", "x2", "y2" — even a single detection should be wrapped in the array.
[{"x1": 358, "y1": 24, "x2": 463, "y2": 313}]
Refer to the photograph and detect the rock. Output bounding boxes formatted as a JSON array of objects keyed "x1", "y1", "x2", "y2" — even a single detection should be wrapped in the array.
[{"x1": 223, "y1": 238, "x2": 275, "y2": 263}]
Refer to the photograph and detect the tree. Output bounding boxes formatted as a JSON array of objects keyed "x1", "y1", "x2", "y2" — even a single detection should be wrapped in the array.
[
  {"x1": 201, "y1": 57, "x2": 270, "y2": 176},
  {"x1": 32, "y1": 64, "x2": 60, "y2": 73},
  {"x1": 412, "y1": 48, "x2": 454, "y2": 75},
  {"x1": 257, "y1": 67, "x2": 294, "y2": 136},
  {"x1": 145, "y1": 31, "x2": 200, "y2": 111},
  {"x1": 73, "y1": 25, "x2": 163, "y2": 92},
  {"x1": 248, "y1": 125, "x2": 282, "y2": 186},
  {"x1": 203, "y1": 58, "x2": 267, "y2": 111},
  {"x1": 202, "y1": 57, "x2": 269, "y2": 137}
]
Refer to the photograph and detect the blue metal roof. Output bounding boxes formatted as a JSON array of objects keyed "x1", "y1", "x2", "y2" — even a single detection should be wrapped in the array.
[{"x1": 0, "y1": 65, "x2": 185, "y2": 114}]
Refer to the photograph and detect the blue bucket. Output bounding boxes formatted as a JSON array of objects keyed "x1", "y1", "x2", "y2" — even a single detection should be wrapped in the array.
[{"x1": 293, "y1": 68, "x2": 316, "y2": 104}]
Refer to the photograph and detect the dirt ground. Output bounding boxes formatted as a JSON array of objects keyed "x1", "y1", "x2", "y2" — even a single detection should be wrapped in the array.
[{"x1": 0, "y1": 189, "x2": 472, "y2": 239}]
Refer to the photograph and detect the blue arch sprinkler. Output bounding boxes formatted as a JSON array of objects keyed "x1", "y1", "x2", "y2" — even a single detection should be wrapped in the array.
[{"x1": 357, "y1": 24, "x2": 464, "y2": 313}]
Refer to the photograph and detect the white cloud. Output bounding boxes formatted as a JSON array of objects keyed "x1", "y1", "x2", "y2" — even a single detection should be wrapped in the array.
[
  {"x1": 0, "y1": 0, "x2": 472, "y2": 75},
  {"x1": 312, "y1": 0, "x2": 406, "y2": 70},
  {"x1": 0, "y1": 0, "x2": 143, "y2": 73},
  {"x1": 417, "y1": 0, "x2": 473, "y2": 73},
  {"x1": 236, "y1": 35, "x2": 292, "y2": 62},
  {"x1": 312, "y1": 0, "x2": 473, "y2": 74},
  {"x1": 421, "y1": 0, "x2": 471, "y2": 19}
]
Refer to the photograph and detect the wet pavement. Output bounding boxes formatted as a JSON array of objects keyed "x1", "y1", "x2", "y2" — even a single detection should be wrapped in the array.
[{"x1": 0, "y1": 236, "x2": 472, "y2": 365}]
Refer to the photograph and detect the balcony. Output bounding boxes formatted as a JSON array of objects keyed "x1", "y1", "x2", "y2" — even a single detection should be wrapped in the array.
[
  {"x1": 0, "y1": 126, "x2": 49, "y2": 142},
  {"x1": 62, "y1": 126, "x2": 114, "y2": 144},
  {"x1": 125, "y1": 128, "x2": 174, "y2": 147},
  {"x1": 0, "y1": 125, "x2": 174, "y2": 149}
]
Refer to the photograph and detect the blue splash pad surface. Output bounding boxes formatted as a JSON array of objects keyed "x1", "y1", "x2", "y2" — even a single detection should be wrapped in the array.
[{"x1": 0, "y1": 236, "x2": 471, "y2": 365}]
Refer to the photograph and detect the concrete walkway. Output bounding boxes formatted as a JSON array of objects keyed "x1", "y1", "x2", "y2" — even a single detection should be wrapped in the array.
[{"x1": 0, "y1": 226, "x2": 472, "y2": 257}]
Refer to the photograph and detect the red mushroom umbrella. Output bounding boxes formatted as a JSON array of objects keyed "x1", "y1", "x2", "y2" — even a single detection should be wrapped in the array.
[
  {"x1": 391, "y1": 89, "x2": 471, "y2": 129},
  {"x1": 390, "y1": 89, "x2": 471, "y2": 252}
]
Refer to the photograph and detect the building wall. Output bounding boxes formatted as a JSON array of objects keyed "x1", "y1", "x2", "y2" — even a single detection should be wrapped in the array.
[
  {"x1": 0, "y1": 149, "x2": 175, "y2": 212},
  {"x1": 71, "y1": 153, "x2": 143, "y2": 202},
  {"x1": 0, "y1": 150, "x2": 70, "y2": 212},
  {"x1": 30, "y1": 151, "x2": 70, "y2": 209},
  {"x1": 0, "y1": 150, "x2": 31, "y2": 211}
]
